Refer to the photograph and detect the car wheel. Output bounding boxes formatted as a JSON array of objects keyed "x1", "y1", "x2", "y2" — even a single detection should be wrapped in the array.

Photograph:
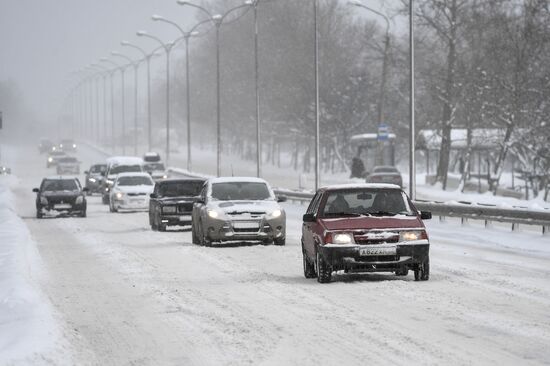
[
  {"x1": 303, "y1": 246, "x2": 316, "y2": 279},
  {"x1": 191, "y1": 223, "x2": 199, "y2": 244},
  {"x1": 80, "y1": 209, "x2": 87, "y2": 218},
  {"x1": 316, "y1": 252, "x2": 332, "y2": 283},
  {"x1": 199, "y1": 220, "x2": 212, "y2": 247},
  {"x1": 102, "y1": 194, "x2": 109, "y2": 205},
  {"x1": 414, "y1": 258, "x2": 430, "y2": 281},
  {"x1": 36, "y1": 210, "x2": 43, "y2": 219},
  {"x1": 274, "y1": 237, "x2": 286, "y2": 246}
]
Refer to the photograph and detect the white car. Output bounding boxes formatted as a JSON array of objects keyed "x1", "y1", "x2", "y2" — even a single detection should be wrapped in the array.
[{"x1": 109, "y1": 172, "x2": 154, "y2": 212}]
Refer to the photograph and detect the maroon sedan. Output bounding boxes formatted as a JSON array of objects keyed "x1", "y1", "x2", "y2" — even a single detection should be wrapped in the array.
[{"x1": 301, "y1": 184, "x2": 432, "y2": 283}]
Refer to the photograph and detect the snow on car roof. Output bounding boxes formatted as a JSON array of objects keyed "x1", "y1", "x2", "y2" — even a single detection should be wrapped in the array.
[
  {"x1": 106, "y1": 156, "x2": 144, "y2": 165},
  {"x1": 44, "y1": 176, "x2": 79, "y2": 180},
  {"x1": 144, "y1": 152, "x2": 160, "y2": 157},
  {"x1": 321, "y1": 183, "x2": 402, "y2": 190},
  {"x1": 210, "y1": 177, "x2": 269, "y2": 184}
]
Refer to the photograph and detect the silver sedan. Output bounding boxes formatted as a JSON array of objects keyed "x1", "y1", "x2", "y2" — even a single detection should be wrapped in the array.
[{"x1": 191, "y1": 177, "x2": 286, "y2": 246}]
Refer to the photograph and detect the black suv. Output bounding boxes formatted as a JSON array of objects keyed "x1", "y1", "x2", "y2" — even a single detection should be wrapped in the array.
[
  {"x1": 149, "y1": 178, "x2": 205, "y2": 231},
  {"x1": 33, "y1": 177, "x2": 88, "y2": 218}
]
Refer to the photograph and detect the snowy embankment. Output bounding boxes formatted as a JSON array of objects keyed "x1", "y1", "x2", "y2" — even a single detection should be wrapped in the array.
[{"x1": 0, "y1": 175, "x2": 67, "y2": 364}]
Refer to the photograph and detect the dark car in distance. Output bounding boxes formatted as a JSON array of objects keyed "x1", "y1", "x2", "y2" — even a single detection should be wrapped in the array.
[
  {"x1": 301, "y1": 183, "x2": 431, "y2": 283},
  {"x1": 149, "y1": 178, "x2": 206, "y2": 231},
  {"x1": 59, "y1": 139, "x2": 77, "y2": 152},
  {"x1": 365, "y1": 166, "x2": 403, "y2": 188},
  {"x1": 38, "y1": 138, "x2": 54, "y2": 154},
  {"x1": 33, "y1": 177, "x2": 88, "y2": 218},
  {"x1": 84, "y1": 164, "x2": 107, "y2": 194}
]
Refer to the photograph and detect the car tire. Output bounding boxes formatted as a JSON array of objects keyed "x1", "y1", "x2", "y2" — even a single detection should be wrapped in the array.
[
  {"x1": 36, "y1": 210, "x2": 43, "y2": 219},
  {"x1": 191, "y1": 224, "x2": 199, "y2": 244},
  {"x1": 109, "y1": 202, "x2": 118, "y2": 213},
  {"x1": 199, "y1": 220, "x2": 211, "y2": 247},
  {"x1": 316, "y1": 252, "x2": 332, "y2": 283},
  {"x1": 395, "y1": 268, "x2": 408, "y2": 276},
  {"x1": 102, "y1": 194, "x2": 109, "y2": 205},
  {"x1": 274, "y1": 237, "x2": 286, "y2": 246},
  {"x1": 414, "y1": 258, "x2": 430, "y2": 281},
  {"x1": 80, "y1": 209, "x2": 87, "y2": 218},
  {"x1": 303, "y1": 247, "x2": 316, "y2": 279}
]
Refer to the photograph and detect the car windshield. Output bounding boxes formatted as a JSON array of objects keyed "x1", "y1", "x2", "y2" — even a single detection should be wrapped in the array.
[
  {"x1": 110, "y1": 164, "x2": 142, "y2": 174},
  {"x1": 211, "y1": 182, "x2": 271, "y2": 201},
  {"x1": 321, "y1": 189, "x2": 412, "y2": 217},
  {"x1": 143, "y1": 154, "x2": 160, "y2": 162},
  {"x1": 374, "y1": 167, "x2": 398, "y2": 173},
  {"x1": 158, "y1": 181, "x2": 204, "y2": 197},
  {"x1": 117, "y1": 176, "x2": 153, "y2": 186},
  {"x1": 50, "y1": 151, "x2": 65, "y2": 156},
  {"x1": 59, "y1": 157, "x2": 77, "y2": 163},
  {"x1": 42, "y1": 179, "x2": 79, "y2": 192},
  {"x1": 91, "y1": 165, "x2": 106, "y2": 174},
  {"x1": 144, "y1": 163, "x2": 165, "y2": 171}
]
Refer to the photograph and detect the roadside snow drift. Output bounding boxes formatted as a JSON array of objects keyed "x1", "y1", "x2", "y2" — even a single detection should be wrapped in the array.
[{"x1": 0, "y1": 175, "x2": 64, "y2": 364}]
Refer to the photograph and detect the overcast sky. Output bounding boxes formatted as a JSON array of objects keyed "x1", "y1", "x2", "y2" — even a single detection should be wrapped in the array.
[
  {"x1": 0, "y1": 0, "x2": 395, "y2": 125},
  {"x1": 0, "y1": 0, "x2": 196, "y2": 123}
]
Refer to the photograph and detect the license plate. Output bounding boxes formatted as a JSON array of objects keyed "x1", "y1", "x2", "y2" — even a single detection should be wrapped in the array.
[
  {"x1": 360, "y1": 246, "x2": 396, "y2": 256},
  {"x1": 55, "y1": 204, "x2": 72, "y2": 209},
  {"x1": 131, "y1": 199, "x2": 144, "y2": 204},
  {"x1": 233, "y1": 221, "x2": 259, "y2": 229}
]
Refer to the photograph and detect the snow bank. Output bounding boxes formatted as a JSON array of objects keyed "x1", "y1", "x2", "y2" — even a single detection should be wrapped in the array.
[{"x1": 0, "y1": 175, "x2": 66, "y2": 364}]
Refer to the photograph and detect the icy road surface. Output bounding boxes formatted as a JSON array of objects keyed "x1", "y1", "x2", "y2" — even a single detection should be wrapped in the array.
[{"x1": 4, "y1": 143, "x2": 550, "y2": 365}]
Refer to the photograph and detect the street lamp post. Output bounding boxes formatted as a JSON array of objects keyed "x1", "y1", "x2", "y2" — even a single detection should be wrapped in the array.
[
  {"x1": 137, "y1": 30, "x2": 175, "y2": 164},
  {"x1": 409, "y1": 0, "x2": 415, "y2": 200},
  {"x1": 177, "y1": 0, "x2": 252, "y2": 177},
  {"x1": 113, "y1": 51, "x2": 140, "y2": 156},
  {"x1": 102, "y1": 58, "x2": 128, "y2": 155},
  {"x1": 90, "y1": 63, "x2": 110, "y2": 146},
  {"x1": 121, "y1": 41, "x2": 155, "y2": 152},
  {"x1": 152, "y1": 15, "x2": 208, "y2": 172},
  {"x1": 314, "y1": 0, "x2": 320, "y2": 191}
]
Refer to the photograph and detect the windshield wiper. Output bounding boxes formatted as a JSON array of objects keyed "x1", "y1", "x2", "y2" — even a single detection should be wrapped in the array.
[
  {"x1": 323, "y1": 212, "x2": 362, "y2": 217},
  {"x1": 370, "y1": 211, "x2": 398, "y2": 216}
]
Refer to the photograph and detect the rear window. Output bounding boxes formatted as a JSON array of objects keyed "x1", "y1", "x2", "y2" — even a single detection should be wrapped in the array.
[
  {"x1": 374, "y1": 167, "x2": 398, "y2": 173},
  {"x1": 158, "y1": 181, "x2": 204, "y2": 197},
  {"x1": 117, "y1": 176, "x2": 153, "y2": 186},
  {"x1": 144, "y1": 163, "x2": 165, "y2": 171},
  {"x1": 110, "y1": 164, "x2": 142, "y2": 174},
  {"x1": 91, "y1": 165, "x2": 106, "y2": 173},
  {"x1": 42, "y1": 179, "x2": 79, "y2": 191},
  {"x1": 211, "y1": 182, "x2": 271, "y2": 201}
]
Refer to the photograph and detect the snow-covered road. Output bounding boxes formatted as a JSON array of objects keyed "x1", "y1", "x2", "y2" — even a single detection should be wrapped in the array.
[{"x1": 4, "y1": 143, "x2": 550, "y2": 365}]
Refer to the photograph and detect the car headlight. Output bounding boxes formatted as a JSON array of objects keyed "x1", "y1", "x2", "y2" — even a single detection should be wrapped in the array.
[
  {"x1": 115, "y1": 192, "x2": 124, "y2": 200},
  {"x1": 162, "y1": 175, "x2": 168, "y2": 179},
  {"x1": 72, "y1": 144, "x2": 77, "y2": 148},
  {"x1": 269, "y1": 209, "x2": 282, "y2": 218},
  {"x1": 163, "y1": 206, "x2": 177, "y2": 213},
  {"x1": 48, "y1": 157, "x2": 53, "y2": 162},
  {"x1": 59, "y1": 144, "x2": 63, "y2": 148},
  {"x1": 207, "y1": 210, "x2": 219, "y2": 219},
  {"x1": 52, "y1": 146, "x2": 56, "y2": 151},
  {"x1": 399, "y1": 230, "x2": 424, "y2": 242},
  {"x1": 106, "y1": 179, "x2": 114, "y2": 185},
  {"x1": 89, "y1": 177, "x2": 97, "y2": 183},
  {"x1": 332, "y1": 233, "x2": 354, "y2": 244},
  {"x1": 40, "y1": 196, "x2": 48, "y2": 204},
  {"x1": 76, "y1": 196, "x2": 84, "y2": 204}
]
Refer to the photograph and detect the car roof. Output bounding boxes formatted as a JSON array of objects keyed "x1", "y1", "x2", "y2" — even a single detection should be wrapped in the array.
[
  {"x1": 321, "y1": 183, "x2": 402, "y2": 191},
  {"x1": 106, "y1": 156, "x2": 144, "y2": 165},
  {"x1": 209, "y1": 177, "x2": 268, "y2": 184},
  {"x1": 43, "y1": 176, "x2": 79, "y2": 181}
]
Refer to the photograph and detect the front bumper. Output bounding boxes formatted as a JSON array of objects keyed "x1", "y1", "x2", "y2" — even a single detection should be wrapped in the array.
[
  {"x1": 318, "y1": 240, "x2": 429, "y2": 272},
  {"x1": 38, "y1": 203, "x2": 86, "y2": 214},
  {"x1": 112, "y1": 196, "x2": 149, "y2": 210},
  {"x1": 204, "y1": 216, "x2": 286, "y2": 242}
]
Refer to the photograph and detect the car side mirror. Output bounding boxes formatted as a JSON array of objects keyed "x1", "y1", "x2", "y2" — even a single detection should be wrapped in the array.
[
  {"x1": 32, "y1": 188, "x2": 39, "y2": 193},
  {"x1": 420, "y1": 211, "x2": 432, "y2": 220},
  {"x1": 84, "y1": 171, "x2": 89, "y2": 175},
  {"x1": 277, "y1": 195, "x2": 287, "y2": 203},
  {"x1": 150, "y1": 193, "x2": 157, "y2": 199},
  {"x1": 82, "y1": 187, "x2": 89, "y2": 192},
  {"x1": 303, "y1": 213, "x2": 316, "y2": 222}
]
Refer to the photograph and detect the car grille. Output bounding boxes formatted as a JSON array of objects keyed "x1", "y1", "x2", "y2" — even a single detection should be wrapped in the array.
[
  {"x1": 354, "y1": 231, "x2": 399, "y2": 245},
  {"x1": 178, "y1": 203, "x2": 193, "y2": 213},
  {"x1": 127, "y1": 193, "x2": 147, "y2": 196},
  {"x1": 227, "y1": 211, "x2": 265, "y2": 219},
  {"x1": 46, "y1": 196, "x2": 76, "y2": 205}
]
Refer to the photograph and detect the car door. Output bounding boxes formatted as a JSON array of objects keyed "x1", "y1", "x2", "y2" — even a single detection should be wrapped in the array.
[{"x1": 302, "y1": 191, "x2": 323, "y2": 259}]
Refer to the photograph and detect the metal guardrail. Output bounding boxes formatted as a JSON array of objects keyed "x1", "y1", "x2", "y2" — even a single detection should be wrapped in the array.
[{"x1": 166, "y1": 167, "x2": 550, "y2": 235}]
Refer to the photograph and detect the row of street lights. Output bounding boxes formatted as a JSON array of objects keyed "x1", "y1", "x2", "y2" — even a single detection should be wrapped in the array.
[{"x1": 66, "y1": 0, "x2": 415, "y2": 197}]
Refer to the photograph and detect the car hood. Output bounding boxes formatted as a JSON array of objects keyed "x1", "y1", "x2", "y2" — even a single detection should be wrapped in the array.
[
  {"x1": 157, "y1": 196, "x2": 197, "y2": 204},
  {"x1": 115, "y1": 185, "x2": 154, "y2": 194},
  {"x1": 320, "y1": 215, "x2": 422, "y2": 231},
  {"x1": 209, "y1": 200, "x2": 280, "y2": 214}
]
